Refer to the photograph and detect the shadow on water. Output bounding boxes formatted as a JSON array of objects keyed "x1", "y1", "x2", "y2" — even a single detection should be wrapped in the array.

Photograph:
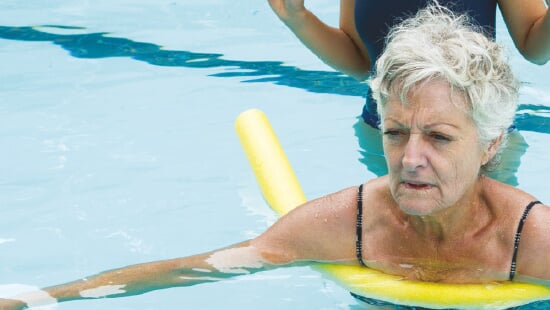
[
  {"x1": 0, "y1": 24, "x2": 548, "y2": 133},
  {"x1": 0, "y1": 25, "x2": 366, "y2": 97},
  {"x1": 1, "y1": 25, "x2": 548, "y2": 186}
]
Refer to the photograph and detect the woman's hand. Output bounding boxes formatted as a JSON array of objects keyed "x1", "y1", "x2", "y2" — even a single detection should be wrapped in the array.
[
  {"x1": 0, "y1": 298, "x2": 26, "y2": 310},
  {"x1": 267, "y1": 0, "x2": 306, "y2": 22}
]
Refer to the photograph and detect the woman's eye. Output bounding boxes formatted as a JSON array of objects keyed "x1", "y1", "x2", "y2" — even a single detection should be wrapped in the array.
[
  {"x1": 383, "y1": 130, "x2": 407, "y2": 142},
  {"x1": 430, "y1": 133, "x2": 450, "y2": 141},
  {"x1": 383, "y1": 130, "x2": 402, "y2": 136}
]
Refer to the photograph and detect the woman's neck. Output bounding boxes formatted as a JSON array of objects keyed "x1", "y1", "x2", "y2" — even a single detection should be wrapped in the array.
[{"x1": 404, "y1": 176, "x2": 492, "y2": 244}]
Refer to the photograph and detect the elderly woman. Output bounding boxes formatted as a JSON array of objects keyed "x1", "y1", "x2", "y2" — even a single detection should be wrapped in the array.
[{"x1": 2, "y1": 5, "x2": 549, "y2": 309}]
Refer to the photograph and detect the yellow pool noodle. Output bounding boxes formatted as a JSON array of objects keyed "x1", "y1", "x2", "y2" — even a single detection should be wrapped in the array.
[{"x1": 235, "y1": 108, "x2": 550, "y2": 309}]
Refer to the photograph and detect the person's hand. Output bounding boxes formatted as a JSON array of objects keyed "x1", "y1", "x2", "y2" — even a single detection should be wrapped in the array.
[
  {"x1": 0, "y1": 298, "x2": 26, "y2": 310},
  {"x1": 267, "y1": 0, "x2": 306, "y2": 22}
]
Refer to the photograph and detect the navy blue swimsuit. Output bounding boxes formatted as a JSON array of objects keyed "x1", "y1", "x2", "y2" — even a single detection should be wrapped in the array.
[{"x1": 354, "y1": 0, "x2": 498, "y2": 127}]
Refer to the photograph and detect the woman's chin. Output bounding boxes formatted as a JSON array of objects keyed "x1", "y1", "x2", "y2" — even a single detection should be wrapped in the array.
[
  {"x1": 400, "y1": 207, "x2": 436, "y2": 216},
  {"x1": 397, "y1": 200, "x2": 443, "y2": 216}
]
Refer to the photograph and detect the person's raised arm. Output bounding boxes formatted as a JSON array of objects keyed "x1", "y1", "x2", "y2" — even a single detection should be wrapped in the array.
[
  {"x1": 499, "y1": 0, "x2": 550, "y2": 65},
  {"x1": 268, "y1": 0, "x2": 371, "y2": 80}
]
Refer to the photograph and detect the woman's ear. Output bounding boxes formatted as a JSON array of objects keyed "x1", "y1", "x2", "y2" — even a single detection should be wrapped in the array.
[{"x1": 482, "y1": 134, "x2": 503, "y2": 165}]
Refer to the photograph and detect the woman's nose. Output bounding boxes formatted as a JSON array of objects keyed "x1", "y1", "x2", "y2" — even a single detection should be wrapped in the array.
[{"x1": 401, "y1": 135, "x2": 428, "y2": 172}]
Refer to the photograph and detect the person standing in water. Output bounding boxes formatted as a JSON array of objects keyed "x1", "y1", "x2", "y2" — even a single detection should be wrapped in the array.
[{"x1": 268, "y1": 0, "x2": 550, "y2": 127}]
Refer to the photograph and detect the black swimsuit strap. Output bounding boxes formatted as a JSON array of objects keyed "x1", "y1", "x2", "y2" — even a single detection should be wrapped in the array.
[
  {"x1": 509, "y1": 200, "x2": 542, "y2": 281},
  {"x1": 356, "y1": 184, "x2": 366, "y2": 267}
]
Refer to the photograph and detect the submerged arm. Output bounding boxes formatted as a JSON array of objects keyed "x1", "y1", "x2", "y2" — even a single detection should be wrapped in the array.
[
  {"x1": 0, "y1": 187, "x2": 360, "y2": 309},
  {"x1": 48, "y1": 242, "x2": 265, "y2": 299},
  {"x1": 267, "y1": 0, "x2": 371, "y2": 80},
  {"x1": 1, "y1": 241, "x2": 281, "y2": 309}
]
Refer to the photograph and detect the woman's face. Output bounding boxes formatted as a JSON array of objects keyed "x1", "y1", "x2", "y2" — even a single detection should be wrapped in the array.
[{"x1": 382, "y1": 80, "x2": 488, "y2": 215}]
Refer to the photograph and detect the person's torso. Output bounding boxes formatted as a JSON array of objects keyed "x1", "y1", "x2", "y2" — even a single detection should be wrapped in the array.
[{"x1": 354, "y1": 0, "x2": 498, "y2": 65}]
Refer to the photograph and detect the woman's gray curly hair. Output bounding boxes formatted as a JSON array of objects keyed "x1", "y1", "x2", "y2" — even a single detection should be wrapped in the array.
[{"x1": 369, "y1": 3, "x2": 519, "y2": 172}]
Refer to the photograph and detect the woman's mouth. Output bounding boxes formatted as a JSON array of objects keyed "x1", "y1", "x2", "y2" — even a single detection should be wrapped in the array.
[{"x1": 403, "y1": 182, "x2": 433, "y2": 190}]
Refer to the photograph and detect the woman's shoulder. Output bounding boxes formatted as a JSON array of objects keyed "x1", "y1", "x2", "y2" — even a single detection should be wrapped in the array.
[
  {"x1": 362, "y1": 175, "x2": 390, "y2": 192},
  {"x1": 480, "y1": 176, "x2": 550, "y2": 281},
  {"x1": 361, "y1": 175, "x2": 393, "y2": 204},
  {"x1": 481, "y1": 176, "x2": 539, "y2": 207},
  {"x1": 513, "y1": 199, "x2": 550, "y2": 282}
]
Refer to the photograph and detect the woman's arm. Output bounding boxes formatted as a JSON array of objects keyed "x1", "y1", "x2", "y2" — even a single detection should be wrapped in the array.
[
  {"x1": 267, "y1": 0, "x2": 371, "y2": 80},
  {"x1": 1, "y1": 241, "x2": 272, "y2": 309},
  {"x1": 499, "y1": 0, "x2": 550, "y2": 64},
  {"x1": 0, "y1": 186, "x2": 360, "y2": 309}
]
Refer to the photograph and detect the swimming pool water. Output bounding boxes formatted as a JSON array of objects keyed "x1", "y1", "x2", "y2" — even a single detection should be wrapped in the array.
[{"x1": 0, "y1": 1, "x2": 548, "y2": 309}]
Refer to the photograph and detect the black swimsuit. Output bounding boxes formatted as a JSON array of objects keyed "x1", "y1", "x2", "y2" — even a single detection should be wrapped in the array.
[{"x1": 353, "y1": 184, "x2": 542, "y2": 307}]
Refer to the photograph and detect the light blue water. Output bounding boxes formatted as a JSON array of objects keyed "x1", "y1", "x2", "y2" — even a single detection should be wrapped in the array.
[{"x1": 0, "y1": 1, "x2": 549, "y2": 309}]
